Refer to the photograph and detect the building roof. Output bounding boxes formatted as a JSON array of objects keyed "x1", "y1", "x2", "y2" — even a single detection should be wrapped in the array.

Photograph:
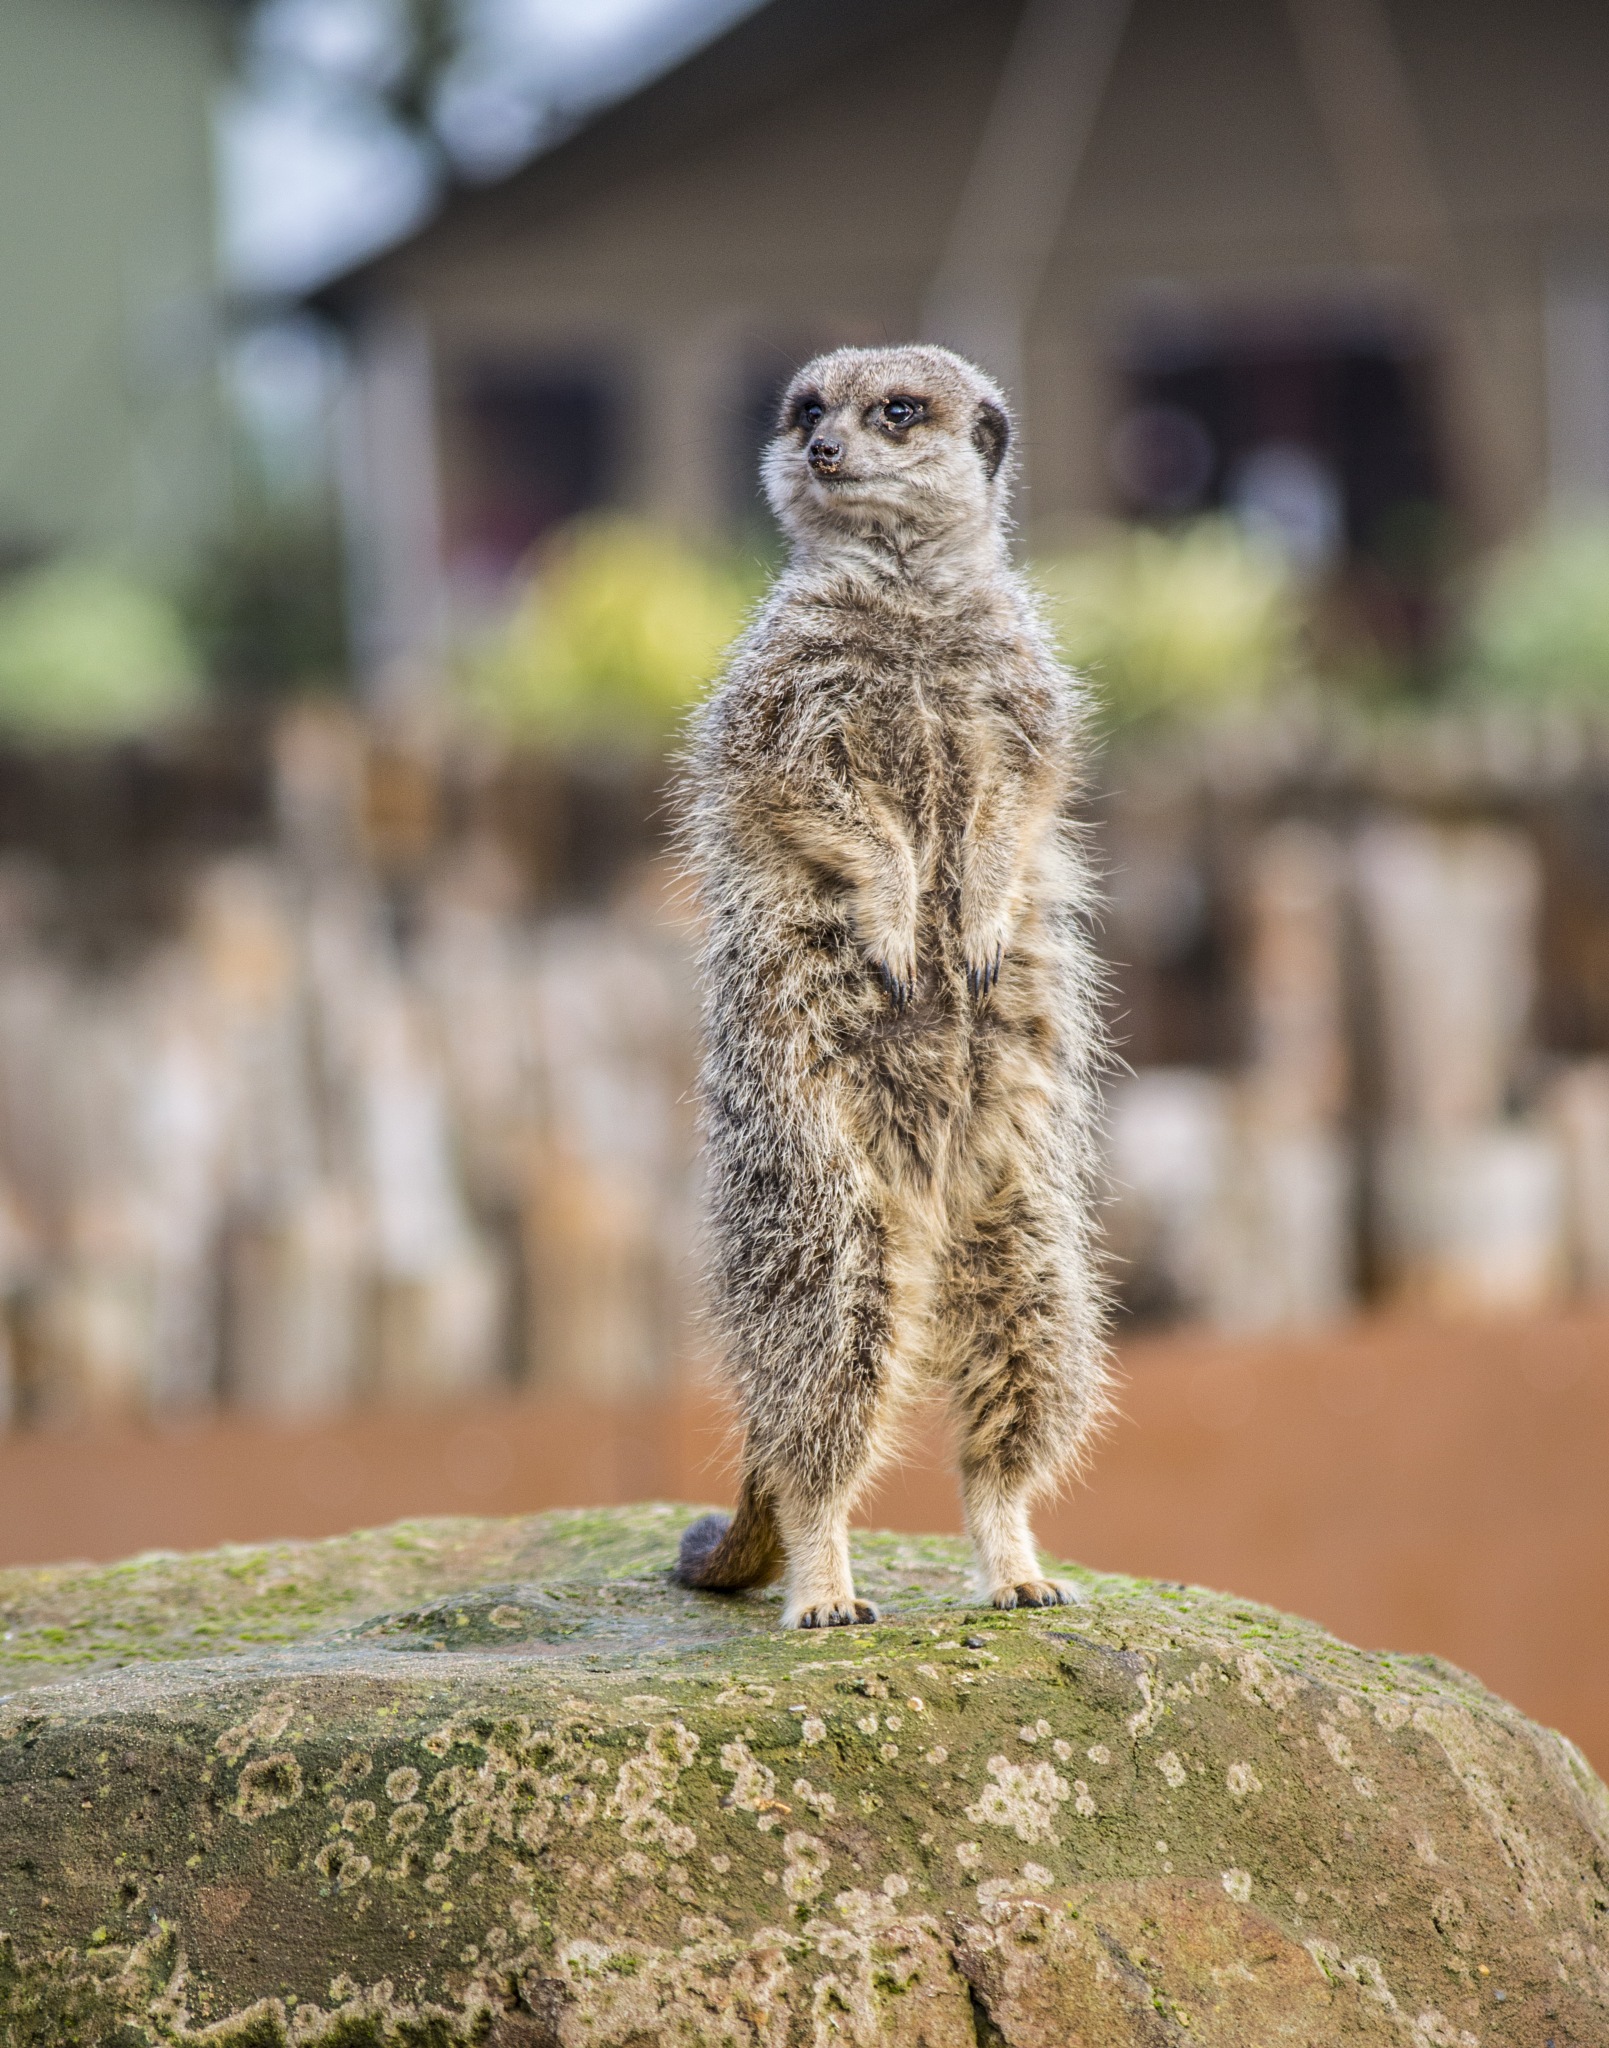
[{"x1": 312, "y1": 0, "x2": 960, "y2": 318}]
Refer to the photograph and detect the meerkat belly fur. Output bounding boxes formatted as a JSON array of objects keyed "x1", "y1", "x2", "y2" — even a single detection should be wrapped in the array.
[{"x1": 675, "y1": 343, "x2": 1110, "y2": 1628}]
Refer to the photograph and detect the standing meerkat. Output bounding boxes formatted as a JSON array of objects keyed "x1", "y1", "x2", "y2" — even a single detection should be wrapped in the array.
[{"x1": 674, "y1": 343, "x2": 1110, "y2": 1628}]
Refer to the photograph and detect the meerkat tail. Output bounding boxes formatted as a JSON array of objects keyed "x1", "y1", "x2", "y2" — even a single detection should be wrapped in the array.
[{"x1": 674, "y1": 1474, "x2": 784, "y2": 1591}]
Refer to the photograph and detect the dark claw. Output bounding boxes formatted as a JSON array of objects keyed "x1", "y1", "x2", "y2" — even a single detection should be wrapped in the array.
[
  {"x1": 967, "y1": 946, "x2": 1004, "y2": 997},
  {"x1": 998, "y1": 1580, "x2": 1074, "y2": 1609},
  {"x1": 876, "y1": 962, "x2": 914, "y2": 1010},
  {"x1": 797, "y1": 1599, "x2": 880, "y2": 1628}
]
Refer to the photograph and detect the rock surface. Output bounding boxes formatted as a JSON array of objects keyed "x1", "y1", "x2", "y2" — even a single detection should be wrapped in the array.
[{"x1": 0, "y1": 1505, "x2": 1605, "y2": 2046}]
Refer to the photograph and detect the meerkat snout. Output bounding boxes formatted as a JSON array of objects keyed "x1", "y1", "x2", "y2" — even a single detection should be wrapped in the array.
[{"x1": 806, "y1": 433, "x2": 844, "y2": 476}]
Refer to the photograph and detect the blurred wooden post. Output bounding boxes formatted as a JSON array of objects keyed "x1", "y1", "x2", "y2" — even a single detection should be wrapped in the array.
[
  {"x1": 1245, "y1": 822, "x2": 1350, "y2": 1131},
  {"x1": 1356, "y1": 820, "x2": 1567, "y2": 1312},
  {"x1": 1548, "y1": 1059, "x2": 1609, "y2": 1297},
  {"x1": 225, "y1": 1186, "x2": 367, "y2": 1419},
  {"x1": 518, "y1": 907, "x2": 699, "y2": 1394},
  {"x1": 1107, "y1": 823, "x2": 1357, "y2": 1332}
]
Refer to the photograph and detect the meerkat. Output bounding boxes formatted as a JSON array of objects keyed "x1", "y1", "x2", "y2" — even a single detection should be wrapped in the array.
[{"x1": 673, "y1": 343, "x2": 1109, "y2": 1628}]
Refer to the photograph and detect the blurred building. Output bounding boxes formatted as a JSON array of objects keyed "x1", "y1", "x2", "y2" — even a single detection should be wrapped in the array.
[
  {"x1": 316, "y1": 0, "x2": 1609, "y2": 686},
  {"x1": 5, "y1": 0, "x2": 1609, "y2": 1431},
  {"x1": 0, "y1": 0, "x2": 234, "y2": 570}
]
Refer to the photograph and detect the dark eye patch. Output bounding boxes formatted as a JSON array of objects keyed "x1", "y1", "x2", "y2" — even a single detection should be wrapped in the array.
[{"x1": 788, "y1": 392, "x2": 826, "y2": 432}]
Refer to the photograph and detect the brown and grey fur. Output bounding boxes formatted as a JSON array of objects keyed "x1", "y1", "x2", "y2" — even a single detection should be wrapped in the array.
[{"x1": 675, "y1": 344, "x2": 1110, "y2": 1628}]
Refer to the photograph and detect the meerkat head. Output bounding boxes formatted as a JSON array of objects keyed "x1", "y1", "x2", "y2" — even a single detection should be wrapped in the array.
[{"x1": 762, "y1": 344, "x2": 1014, "y2": 566}]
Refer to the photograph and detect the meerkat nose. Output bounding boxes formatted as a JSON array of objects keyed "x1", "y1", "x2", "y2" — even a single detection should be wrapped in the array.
[{"x1": 806, "y1": 436, "x2": 843, "y2": 475}]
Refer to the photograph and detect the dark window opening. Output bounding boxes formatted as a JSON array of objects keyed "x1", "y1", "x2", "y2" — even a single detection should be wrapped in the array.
[
  {"x1": 453, "y1": 365, "x2": 616, "y2": 587},
  {"x1": 1110, "y1": 308, "x2": 1454, "y2": 662}
]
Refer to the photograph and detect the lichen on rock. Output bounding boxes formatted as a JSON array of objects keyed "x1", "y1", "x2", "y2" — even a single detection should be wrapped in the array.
[{"x1": 0, "y1": 1504, "x2": 1605, "y2": 2044}]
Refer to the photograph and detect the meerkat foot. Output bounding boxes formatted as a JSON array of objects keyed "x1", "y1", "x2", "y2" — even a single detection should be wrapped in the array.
[
  {"x1": 989, "y1": 1577, "x2": 1081, "y2": 1610},
  {"x1": 775, "y1": 1492, "x2": 875, "y2": 1629},
  {"x1": 785, "y1": 1597, "x2": 880, "y2": 1629}
]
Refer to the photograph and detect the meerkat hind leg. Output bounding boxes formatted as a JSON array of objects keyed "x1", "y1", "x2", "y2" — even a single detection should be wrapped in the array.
[
  {"x1": 961, "y1": 1463, "x2": 1079, "y2": 1609},
  {"x1": 775, "y1": 1485, "x2": 877, "y2": 1629},
  {"x1": 945, "y1": 1176, "x2": 1093, "y2": 1611}
]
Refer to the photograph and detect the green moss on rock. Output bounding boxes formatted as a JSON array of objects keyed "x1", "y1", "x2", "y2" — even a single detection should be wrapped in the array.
[{"x1": 0, "y1": 1506, "x2": 1605, "y2": 2044}]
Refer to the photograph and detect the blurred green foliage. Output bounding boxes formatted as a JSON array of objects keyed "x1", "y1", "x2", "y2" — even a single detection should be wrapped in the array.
[
  {"x1": 1464, "y1": 515, "x2": 1609, "y2": 702},
  {"x1": 0, "y1": 561, "x2": 202, "y2": 744},
  {"x1": 1033, "y1": 518, "x2": 1305, "y2": 729},
  {"x1": 463, "y1": 514, "x2": 760, "y2": 744},
  {"x1": 449, "y1": 508, "x2": 1609, "y2": 748},
  {"x1": 184, "y1": 512, "x2": 350, "y2": 699}
]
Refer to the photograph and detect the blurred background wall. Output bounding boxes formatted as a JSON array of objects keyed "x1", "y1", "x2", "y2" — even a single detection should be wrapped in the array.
[
  {"x1": 0, "y1": 0, "x2": 232, "y2": 566},
  {"x1": 0, "y1": 0, "x2": 1606, "y2": 1761}
]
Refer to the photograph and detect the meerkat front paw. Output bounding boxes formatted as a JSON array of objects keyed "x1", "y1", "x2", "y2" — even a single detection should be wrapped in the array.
[
  {"x1": 783, "y1": 1597, "x2": 880, "y2": 1629},
  {"x1": 965, "y1": 941, "x2": 1005, "y2": 997},
  {"x1": 869, "y1": 939, "x2": 917, "y2": 1010},
  {"x1": 990, "y1": 1578, "x2": 1081, "y2": 1610}
]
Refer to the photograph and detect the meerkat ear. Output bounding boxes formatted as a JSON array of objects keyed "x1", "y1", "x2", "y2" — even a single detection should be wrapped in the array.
[{"x1": 972, "y1": 399, "x2": 1011, "y2": 481}]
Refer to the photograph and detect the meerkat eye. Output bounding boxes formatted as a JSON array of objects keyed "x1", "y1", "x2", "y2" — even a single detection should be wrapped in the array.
[
  {"x1": 881, "y1": 396, "x2": 924, "y2": 429},
  {"x1": 794, "y1": 397, "x2": 825, "y2": 431}
]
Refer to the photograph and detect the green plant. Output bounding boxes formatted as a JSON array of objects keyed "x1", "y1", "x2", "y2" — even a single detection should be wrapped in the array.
[
  {"x1": 0, "y1": 561, "x2": 202, "y2": 743},
  {"x1": 1033, "y1": 518, "x2": 1304, "y2": 728},
  {"x1": 184, "y1": 513, "x2": 350, "y2": 698},
  {"x1": 463, "y1": 514, "x2": 760, "y2": 744},
  {"x1": 1463, "y1": 514, "x2": 1609, "y2": 701}
]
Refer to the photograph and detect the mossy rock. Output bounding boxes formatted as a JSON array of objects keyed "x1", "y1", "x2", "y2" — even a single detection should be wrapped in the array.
[{"x1": 0, "y1": 1504, "x2": 1605, "y2": 2045}]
